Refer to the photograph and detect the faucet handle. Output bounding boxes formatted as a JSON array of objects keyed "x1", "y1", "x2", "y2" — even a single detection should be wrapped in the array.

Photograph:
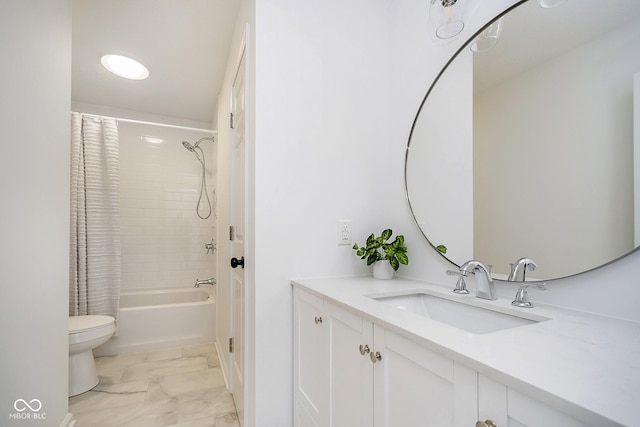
[
  {"x1": 512, "y1": 283, "x2": 546, "y2": 308},
  {"x1": 446, "y1": 270, "x2": 470, "y2": 294}
]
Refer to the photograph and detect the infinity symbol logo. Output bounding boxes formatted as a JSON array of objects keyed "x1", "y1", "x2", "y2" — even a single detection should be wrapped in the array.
[{"x1": 14, "y1": 399, "x2": 42, "y2": 412}]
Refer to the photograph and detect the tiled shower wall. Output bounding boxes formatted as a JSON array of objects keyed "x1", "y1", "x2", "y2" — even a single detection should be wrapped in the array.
[{"x1": 118, "y1": 121, "x2": 216, "y2": 290}]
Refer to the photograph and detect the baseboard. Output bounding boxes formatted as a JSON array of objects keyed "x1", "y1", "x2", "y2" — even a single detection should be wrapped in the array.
[
  {"x1": 59, "y1": 413, "x2": 76, "y2": 427},
  {"x1": 214, "y1": 340, "x2": 231, "y2": 390}
]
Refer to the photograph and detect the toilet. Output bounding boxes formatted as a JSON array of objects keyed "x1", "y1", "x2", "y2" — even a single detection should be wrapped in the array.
[{"x1": 68, "y1": 315, "x2": 115, "y2": 397}]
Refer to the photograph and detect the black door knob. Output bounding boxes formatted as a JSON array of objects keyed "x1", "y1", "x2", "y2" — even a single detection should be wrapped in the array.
[{"x1": 230, "y1": 256, "x2": 245, "y2": 269}]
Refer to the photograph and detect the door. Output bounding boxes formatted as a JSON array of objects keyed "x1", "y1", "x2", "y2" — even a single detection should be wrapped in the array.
[
  {"x1": 293, "y1": 288, "x2": 329, "y2": 426},
  {"x1": 374, "y1": 327, "x2": 477, "y2": 427},
  {"x1": 634, "y1": 72, "x2": 640, "y2": 246},
  {"x1": 478, "y1": 375, "x2": 590, "y2": 427},
  {"x1": 229, "y1": 45, "x2": 247, "y2": 426},
  {"x1": 328, "y1": 303, "x2": 374, "y2": 427}
]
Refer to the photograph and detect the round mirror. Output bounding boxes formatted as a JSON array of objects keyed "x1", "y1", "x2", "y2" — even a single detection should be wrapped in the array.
[{"x1": 405, "y1": 0, "x2": 640, "y2": 281}]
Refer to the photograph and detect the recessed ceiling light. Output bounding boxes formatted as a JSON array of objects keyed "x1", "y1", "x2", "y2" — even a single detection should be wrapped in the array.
[{"x1": 101, "y1": 54, "x2": 149, "y2": 80}]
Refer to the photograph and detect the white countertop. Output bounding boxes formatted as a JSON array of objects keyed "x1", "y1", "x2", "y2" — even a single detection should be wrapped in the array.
[{"x1": 292, "y1": 276, "x2": 640, "y2": 427}]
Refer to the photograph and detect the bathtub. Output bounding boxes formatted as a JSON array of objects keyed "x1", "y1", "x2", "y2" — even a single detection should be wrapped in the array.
[{"x1": 94, "y1": 286, "x2": 216, "y2": 356}]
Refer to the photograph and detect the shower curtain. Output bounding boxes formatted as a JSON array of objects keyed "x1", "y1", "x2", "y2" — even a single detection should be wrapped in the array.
[{"x1": 69, "y1": 113, "x2": 121, "y2": 323}]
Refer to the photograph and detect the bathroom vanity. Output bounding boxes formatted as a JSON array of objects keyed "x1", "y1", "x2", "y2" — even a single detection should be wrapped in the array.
[{"x1": 292, "y1": 277, "x2": 640, "y2": 427}]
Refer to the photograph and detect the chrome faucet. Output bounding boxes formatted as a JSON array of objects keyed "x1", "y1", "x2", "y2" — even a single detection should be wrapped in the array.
[
  {"x1": 459, "y1": 260, "x2": 497, "y2": 300},
  {"x1": 512, "y1": 283, "x2": 546, "y2": 308},
  {"x1": 194, "y1": 277, "x2": 215, "y2": 287},
  {"x1": 446, "y1": 269, "x2": 469, "y2": 294},
  {"x1": 508, "y1": 257, "x2": 537, "y2": 281}
]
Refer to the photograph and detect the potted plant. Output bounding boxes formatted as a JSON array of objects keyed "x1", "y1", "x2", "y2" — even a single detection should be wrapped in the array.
[{"x1": 352, "y1": 229, "x2": 408, "y2": 279}]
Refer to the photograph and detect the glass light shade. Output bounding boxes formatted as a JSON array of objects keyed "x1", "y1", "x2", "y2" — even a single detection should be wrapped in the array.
[
  {"x1": 470, "y1": 18, "x2": 504, "y2": 53},
  {"x1": 537, "y1": 0, "x2": 569, "y2": 8},
  {"x1": 429, "y1": 0, "x2": 465, "y2": 40},
  {"x1": 101, "y1": 54, "x2": 149, "y2": 80}
]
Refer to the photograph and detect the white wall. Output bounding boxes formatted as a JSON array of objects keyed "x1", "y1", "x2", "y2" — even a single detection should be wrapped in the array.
[
  {"x1": 0, "y1": 1, "x2": 71, "y2": 425},
  {"x1": 118, "y1": 121, "x2": 216, "y2": 290},
  {"x1": 250, "y1": 0, "x2": 406, "y2": 425}
]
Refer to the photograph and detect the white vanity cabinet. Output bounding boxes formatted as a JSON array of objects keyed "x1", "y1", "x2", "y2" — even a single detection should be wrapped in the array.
[
  {"x1": 293, "y1": 287, "x2": 374, "y2": 426},
  {"x1": 326, "y1": 299, "x2": 374, "y2": 426},
  {"x1": 293, "y1": 277, "x2": 637, "y2": 426},
  {"x1": 478, "y1": 375, "x2": 591, "y2": 427},
  {"x1": 294, "y1": 287, "x2": 478, "y2": 427},
  {"x1": 373, "y1": 326, "x2": 478, "y2": 426},
  {"x1": 293, "y1": 288, "x2": 329, "y2": 426}
]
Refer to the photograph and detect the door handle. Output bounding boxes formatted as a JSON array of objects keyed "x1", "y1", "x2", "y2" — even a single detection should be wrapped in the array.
[{"x1": 230, "y1": 256, "x2": 245, "y2": 269}]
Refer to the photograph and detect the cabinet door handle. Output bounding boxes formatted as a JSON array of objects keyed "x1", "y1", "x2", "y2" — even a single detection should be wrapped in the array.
[
  {"x1": 359, "y1": 344, "x2": 370, "y2": 355},
  {"x1": 314, "y1": 316, "x2": 323, "y2": 325},
  {"x1": 476, "y1": 420, "x2": 497, "y2": 427},
  {"x1": 370, "y1": 351, "x2": 382, "y2": 363}
]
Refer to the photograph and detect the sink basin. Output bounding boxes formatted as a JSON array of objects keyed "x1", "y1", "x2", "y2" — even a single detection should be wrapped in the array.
[{"x1": 371, "y1": 292, "x2": 546, "y2": 334}]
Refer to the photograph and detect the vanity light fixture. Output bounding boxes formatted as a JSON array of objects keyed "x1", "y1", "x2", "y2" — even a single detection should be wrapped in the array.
[
  {"x1": 537, "y1": 0, "x2": 569, "y2": 8},
  {"x1": 429, "y1": 0, "x2": 465, "y2": 40},
  {"x1": 470, "y1": 17, "x2": 504, "y2": 53},
  {"x1": 101, "y1": 54, "x2": 149, "y2": 80}
]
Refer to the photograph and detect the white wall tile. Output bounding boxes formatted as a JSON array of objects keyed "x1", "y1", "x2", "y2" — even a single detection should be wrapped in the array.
[{"x1": 118, "y1": 122, "x2": 216, "y2": 290}]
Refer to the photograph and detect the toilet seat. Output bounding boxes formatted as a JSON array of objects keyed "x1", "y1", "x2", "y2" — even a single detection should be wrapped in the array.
[{"x1": 69, "y1": 315, "x2": 115, "y2": 344}]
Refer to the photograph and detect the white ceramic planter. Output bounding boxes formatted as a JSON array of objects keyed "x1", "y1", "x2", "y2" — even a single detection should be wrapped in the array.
[{"x1": 373, "y1": 261, "x2": 395, "y2": 280}]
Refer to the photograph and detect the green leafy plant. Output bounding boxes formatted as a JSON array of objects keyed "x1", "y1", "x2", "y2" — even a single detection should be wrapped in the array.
[{"x1": 352, "y1": 229, "x2": 409, "y2": 271}]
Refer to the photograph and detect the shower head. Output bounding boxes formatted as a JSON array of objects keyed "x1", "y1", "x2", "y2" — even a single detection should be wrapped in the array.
[
  {"x1": 182, "y1": 137, "x2": 214, "y2": 165},
  {"x1": 182, "y1": 141, "x2": 195, "y2": 152}
]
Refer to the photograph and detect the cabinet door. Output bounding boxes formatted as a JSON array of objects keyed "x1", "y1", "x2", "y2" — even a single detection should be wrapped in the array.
[
  {"x1": 374, "y1": 327, "x2": 477, "y2": 427},
  {"x1": 294, "y1": 289, "x2": 329, "y2": 425},
  {"x1": 327, "y1": 302, "x2": 374, "y2": 427},
  {"x1": 479, "y1": 375, "x2": 591, "y2": 427},
  {"x1": 295, "y1": 400, "x2": 319, "y2": 427}
]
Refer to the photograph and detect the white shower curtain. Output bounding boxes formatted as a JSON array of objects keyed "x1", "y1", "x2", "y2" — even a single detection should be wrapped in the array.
[{"x1": 69, "y1": 113, "x2": 121, "y2": 323}]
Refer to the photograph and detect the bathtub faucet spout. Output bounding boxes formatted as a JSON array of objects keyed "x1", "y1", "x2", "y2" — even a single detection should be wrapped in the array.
[{"x1": 194, "y1": 278, "x2": 215, "y2": 287}]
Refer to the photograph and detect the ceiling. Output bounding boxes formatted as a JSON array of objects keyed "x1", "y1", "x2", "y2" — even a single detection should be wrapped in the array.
[
  {"x1": 72, "y1": 0, "x2": 240, "y2": 127},
  {"x1": 72, "y1": 0, "x2": 640, "y2": 127}
]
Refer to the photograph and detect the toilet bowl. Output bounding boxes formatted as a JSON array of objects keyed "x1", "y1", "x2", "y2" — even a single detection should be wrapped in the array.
[{"x1": 68, "y1": 315, "x2": 115, "y2": 397}]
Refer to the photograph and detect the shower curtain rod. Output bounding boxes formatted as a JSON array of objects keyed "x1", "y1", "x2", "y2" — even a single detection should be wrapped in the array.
[{"x1": 71, "y1": 112, "x2": 216, "y2": 134}]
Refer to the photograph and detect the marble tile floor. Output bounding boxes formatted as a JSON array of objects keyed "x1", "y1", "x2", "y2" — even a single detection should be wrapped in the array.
[{"x1": 69, "y1": 342, "x2": 239, "y2": 427}]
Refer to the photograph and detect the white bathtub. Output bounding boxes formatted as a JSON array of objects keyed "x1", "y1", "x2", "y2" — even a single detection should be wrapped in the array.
[{"x1": 94, "y1": 287, "x2": 216, "y2": 356}]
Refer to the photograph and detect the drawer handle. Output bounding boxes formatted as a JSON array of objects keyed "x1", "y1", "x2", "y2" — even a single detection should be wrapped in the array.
[
  {"x1": 359, "y1": 344, "x2": 370, "y2": 355},
  {"x1": 314, "y1": 316, "x2": 323, "y2": 325},
  {"x1": 370, "y1": 351, "x2": 382, "y2": 363},
  {"x1": 476, "y1": 420, "x2": 496, "y2": 427}
]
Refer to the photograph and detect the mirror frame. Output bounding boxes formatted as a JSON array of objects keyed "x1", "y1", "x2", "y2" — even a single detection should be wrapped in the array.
[{"x1": 404, "y1": 0, "x2": 640, "y2": 281}]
